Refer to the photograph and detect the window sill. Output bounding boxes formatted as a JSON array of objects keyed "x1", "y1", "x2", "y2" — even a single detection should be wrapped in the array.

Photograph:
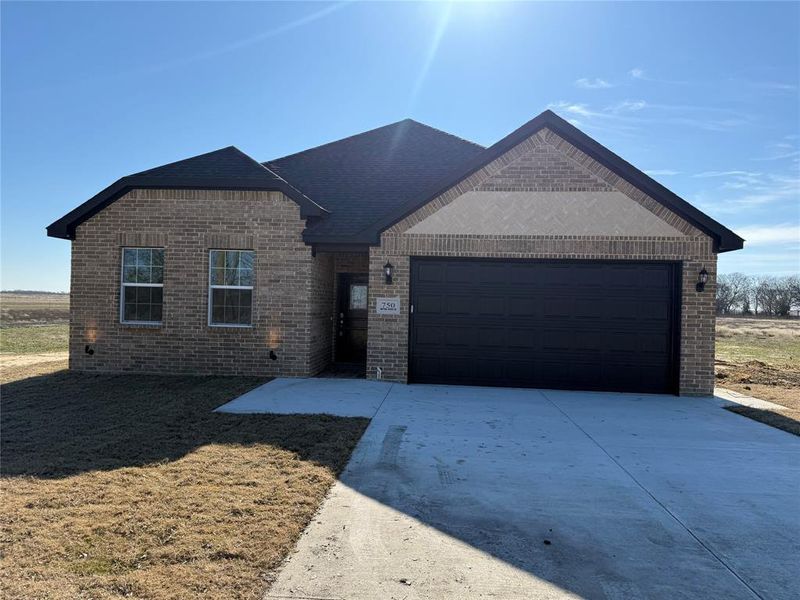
[
  {"x1": 208, "y1": 323, "x2": 254, "y2": 329},
  {"x1": 120, "y1": 321, "x2": 162, "y2": 329}
]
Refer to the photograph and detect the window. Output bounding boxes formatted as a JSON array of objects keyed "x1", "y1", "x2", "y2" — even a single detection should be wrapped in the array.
[
  {"x1": 120, "y1": 248, "x2": 164, "y2": 324},
  {"x1": 349, "y1": 284, "x2": 368, "y2": 310},
  {"x1": 209, "y1": 250, "x2": 254, "y2": 326}
]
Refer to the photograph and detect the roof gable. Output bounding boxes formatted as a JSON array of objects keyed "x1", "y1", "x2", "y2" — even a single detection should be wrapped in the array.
[
  {"x1": 46, "y1": 146, "x2": 325, "y2": 239},
  {"x1": 359, "y1": 110, "x2": 744, "y2": 252}
]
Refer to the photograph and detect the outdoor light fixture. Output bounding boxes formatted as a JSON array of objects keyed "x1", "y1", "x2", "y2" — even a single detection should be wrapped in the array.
[
  {"x1": 696, "y1": 267, "x2": 709, "y2": 292},
  {"x1": 84, "y1": 344, "x2": 95, "y2": 356},
  {"x1": 269, "y1": 350, "x2": 277, "y2": 361},
  {"x1": 384, "y1": 261, "x2": 394, "y2": 285}
]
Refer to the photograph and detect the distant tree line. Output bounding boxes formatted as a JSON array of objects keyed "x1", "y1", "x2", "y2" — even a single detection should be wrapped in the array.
[{"x1": 716, "y1": 273, "x2": 800, "y2": 317}]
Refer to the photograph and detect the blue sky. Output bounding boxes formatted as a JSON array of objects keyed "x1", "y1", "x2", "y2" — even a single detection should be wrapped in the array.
[{"x1": 2, "y1": 1, "x2": 798, "y2": 291}]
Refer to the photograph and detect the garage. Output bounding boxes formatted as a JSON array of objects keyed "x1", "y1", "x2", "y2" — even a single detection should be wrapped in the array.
[{"x1": 409, "y1": 258, "x2": 680, "y2": 394}]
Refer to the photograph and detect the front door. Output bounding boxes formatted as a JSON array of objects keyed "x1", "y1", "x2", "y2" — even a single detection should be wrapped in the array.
[{"x1": 336, "y1": 274, "x2": 368, "y2": 363}]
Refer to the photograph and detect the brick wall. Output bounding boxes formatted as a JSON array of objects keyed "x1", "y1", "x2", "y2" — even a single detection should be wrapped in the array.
[
  {"x1": 69, "y1": 189, "x2": 329, "y2": 377},
  {"x1": 367, "y1": 128, "x2": 718, "y2": 396}
]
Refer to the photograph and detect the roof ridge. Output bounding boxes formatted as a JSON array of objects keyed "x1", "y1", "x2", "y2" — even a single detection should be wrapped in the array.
[
  {"x1": 264, "y1": 118, "x2": 483, "y2": 165},
  {"x1": 402, "y1": 119, "x2": 485, "y2": 150},
  {"x1": 264, "y1": 120, "x2": 412, "y2": 165},
  {"x1": 132, "y1": 146, "x2": 239, "y2": 176}
]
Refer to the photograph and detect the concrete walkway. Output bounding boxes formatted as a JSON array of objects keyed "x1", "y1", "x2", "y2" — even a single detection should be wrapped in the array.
[{"x1": 223, "y1": 381, "x2": 800, "y2": 600}]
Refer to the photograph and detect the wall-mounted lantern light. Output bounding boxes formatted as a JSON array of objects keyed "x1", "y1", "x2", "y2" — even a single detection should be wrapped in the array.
[
  {"x1": 384, "y1": 261, "x2": 394, "y2": 285},
  {"x1": 85, "y1": 344, "x2": 95, "y2": 356},
  {"x1": 696, "y1": 267, "x2": 709, "y2": 292}
]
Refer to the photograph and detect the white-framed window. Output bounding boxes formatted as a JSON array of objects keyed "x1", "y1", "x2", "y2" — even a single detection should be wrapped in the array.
[
  {"x1": 120, "y1": 248, "x2": 164, "y2": 324},
  {"x1": 208, "y1": 249, "x2": 254, "y2": 327}
]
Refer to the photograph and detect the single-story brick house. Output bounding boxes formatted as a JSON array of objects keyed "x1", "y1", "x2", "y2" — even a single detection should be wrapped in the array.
[{"x1": 48, "y1": 110, "x2": 743, "y2": 395}]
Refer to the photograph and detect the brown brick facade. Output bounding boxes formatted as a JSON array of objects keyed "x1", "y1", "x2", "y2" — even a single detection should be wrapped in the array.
[
  {"x1": 366, "y1": 128, "x2": 717, "y2": 396},
  {"x1": 69, "y1": 189, "x2": 334, "y2": 377},
  {"x1": 68, "y1": 127, "x2": 719, "y2": 396}
]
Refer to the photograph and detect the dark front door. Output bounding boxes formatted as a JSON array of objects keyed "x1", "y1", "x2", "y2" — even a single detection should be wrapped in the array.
[
  {"x1": 336, "y1": 273, "x2": 369, "y2": 363},
  {"x1": 409, "y1": 258, "x2": 679, "y2": 394}
]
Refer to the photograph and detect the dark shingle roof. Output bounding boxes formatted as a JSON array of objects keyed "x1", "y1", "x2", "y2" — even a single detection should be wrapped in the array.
[
  {"x1": 46, "y1": 146, "x2": 325, "y2": 239},
  {"x1": 265, "y1": 119, "x2": 485, "y2": 241},
  {"x1": 47, "y1": 112, "x2": 743, "y2": 252}
]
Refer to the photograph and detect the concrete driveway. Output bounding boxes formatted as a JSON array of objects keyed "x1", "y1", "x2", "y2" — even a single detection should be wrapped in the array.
[{"x1": 248, "y1": 381, "x2": 798, "y2": 600}]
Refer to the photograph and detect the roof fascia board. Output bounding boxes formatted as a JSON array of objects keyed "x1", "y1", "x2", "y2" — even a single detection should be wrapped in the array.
[{"x1": 47, "y1": 178, "x2": 327, "y2": 240}]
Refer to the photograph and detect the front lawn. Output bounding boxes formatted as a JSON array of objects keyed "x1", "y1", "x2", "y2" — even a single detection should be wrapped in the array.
[{"x1": 0, "y1": 364, "x2": 369, "y2": 599}]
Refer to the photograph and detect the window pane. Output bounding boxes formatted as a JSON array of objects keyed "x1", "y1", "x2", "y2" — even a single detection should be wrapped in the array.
[
  {"x1": 122, "y1": 284, "x2": 162, "y2": 323},
  {"x1": 240, "y1": 251, "x2": 254, "y2": 271},
  {"x1": 151, "y1": 303, "x2": 163, "y2": 322},
  {"x1": 123, "y1": 249, "x2": 137, "y2": 267},
  {"x1": 211, "y1": 250, "x2": 226, "y2": 269},
  {"x1": 124, "y1": 301, "x2": 138, "y2": 321},
  {"x1": 136, "y1": 303, "x2": 152, "y2": 322},
  {"x1": 210, "y1": 288, "x2": 252, "y2": 325},
  {"x1": 210, "y1": 268, "x2": 225, "y2": 285},
  {"x1": 350, "y1": 285, "x2": 368, "y2": 310},
  {"x1": 225, "y1": 251, "x2": 240, "y2": 270},
  {"x1": 137, "y1": 248, "x2": 152, "y2": 267},
  {"x1": 238, "y1": 269, "x2": 253, "y2": 286},
  {"x1": 151, "y1": 250, "x2": 164, "y2": 267},
  {"x1": 224, "y1": 268, "x2": 238, "y2": 285},
  {"x1": 151, "y1": 267, "x2": 163, "y2": 284},
  {"x1": 123, "y1": 266, "x2": 137, "y2": 283}
]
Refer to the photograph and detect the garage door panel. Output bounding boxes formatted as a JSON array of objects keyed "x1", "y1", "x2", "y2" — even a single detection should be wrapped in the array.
[
  {"x1": 410, "y1": 259, "x2": 677, "y2": 393},
  {"x1": 507, "y1": 328, "x2": 539, "y2": 349},
  {"x1": 415, "y1": 325, "x2": 445, "y2": 347},
  {"x1": 417, "y1": 263, "x2": 445, "y2": 283},
  {"x1": 444, "y1": 295, "x2": 473, "y2": 315},
  {"x1": 509, "y1": 297, "x2": 540, "y2": 317},
  {"x1": 639, "y1": 300, "x2": 671, "y2": 320},
  {"x1": 543, "y1": 297, "x2": 574, "y2": 318},
  {"x1": 476, "y1": 296, "x2": 505, "y2": 316},
  {"x1": 444, "y1": 327, "x2": 474, "y2": 348},
  {"x1": 415, "y1": 294, "x2": 443, "y2": 315},
  {"x1": 509, "y1": 264, "x2": 542, "y2": 285},
  {"x1": 444, "y1": 263, "x2": 473, "y2": 283},
  {"x1": 639, "y1": 267, "x2": 672, "y2": 289}
]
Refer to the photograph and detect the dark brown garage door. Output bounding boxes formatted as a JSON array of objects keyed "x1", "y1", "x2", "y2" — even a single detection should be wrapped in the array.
[{"x1": 409, "y1": 259, "x2": 680, "y2": 394}]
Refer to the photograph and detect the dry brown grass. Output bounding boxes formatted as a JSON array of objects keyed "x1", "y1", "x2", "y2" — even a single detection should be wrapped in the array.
[
  {"x1": 716, "y1": 317, "x2": 800, "y2": 435},
  {"x1": 1, "y1": 361, "x2": 369, "y2": 599}
]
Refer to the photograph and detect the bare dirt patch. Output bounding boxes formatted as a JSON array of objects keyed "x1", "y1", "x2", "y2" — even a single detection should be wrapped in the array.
[
  {"x1": 716, "y1": 317, "x2": 799, "y2": 435},
  {"x1": 1, "y1": 362, "x2": 369, "y2": 599}
]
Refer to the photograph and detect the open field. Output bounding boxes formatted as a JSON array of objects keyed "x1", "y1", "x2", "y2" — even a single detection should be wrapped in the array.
[
  {"x1": 0, "y1": 292, "x2": 70, "y2": 355},
  {"x1": 0, "y1": 292, "x2": 69, "y2": 326},
  {"x1": 716, "y1": 316, "x2": 800, "y2": 435},
  {"x1": 0, "y1": 362, "x2": 369, "y2": 599}
]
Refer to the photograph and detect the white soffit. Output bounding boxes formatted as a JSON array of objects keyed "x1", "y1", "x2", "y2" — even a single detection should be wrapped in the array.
[{"x1": 404, "y1": 191, "x2": 685, "y2": 237}]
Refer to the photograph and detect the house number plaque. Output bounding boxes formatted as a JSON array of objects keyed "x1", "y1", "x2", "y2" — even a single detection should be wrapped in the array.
[{"x1": 376, "y1": 297, "x2": 401, "y2": 315}]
